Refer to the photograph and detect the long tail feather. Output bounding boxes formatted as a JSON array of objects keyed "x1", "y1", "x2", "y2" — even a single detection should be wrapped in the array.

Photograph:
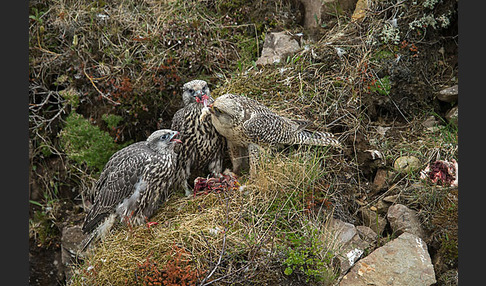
[{"x1": 297, "y1": 130, "x2": 342, "y2": 147}]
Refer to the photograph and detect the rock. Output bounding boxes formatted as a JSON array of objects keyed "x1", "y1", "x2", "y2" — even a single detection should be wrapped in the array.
[
  {"x1": 422, "y1": 115, "x2": 440, "y2": 129},
  {"x1": 351, "y1": 0, "x2": 370, "y2": 22},
  {"x1": 393, "y1": 156, "x2": 421, "y2": 173},
  {"x1": 422, "y1": 116, "x2": 440, "y2": 132},
  {"x1": 437, "y1": 85, "x2": 458, "y2": 103},
  {"x1": 422, "y1": 116, "x2": 438, "y2": 128},
  {"x1": 445, "y1": 105, "x2": 458, "y2": 127},
  {"x1": 387, "y1": 204, "x2": 425, "y2": 239},
  {"x1": 383, "y1": 194, "x2": 400, "y2": 203},
  {"x1": 355, "y1": 225, "x2": 378, "y2": 244},
  {"x1": 358, "y1": 207, "x2": 387, "y2": 235},
  {"x1": 61, "y1": 225, "x2": 89, "y2": 280},
  {"x1": 255, "y1": 31, "x2": 300, "y2": 66},
  {"x1": 371, "y1": 168, "x2": 388, "y2": 194},
  {"x1": 339, "y1": 232, "x2": 436, "y2": 285},
  {"x1": 375, "y1": 199, "x2": 391, "y2": 215},
  {"x1": 300, "y1": 0, "x2": 358, "y2": 28},
  {"x1": 324, "y1": 218, "x2": 370, "y2": 273}
]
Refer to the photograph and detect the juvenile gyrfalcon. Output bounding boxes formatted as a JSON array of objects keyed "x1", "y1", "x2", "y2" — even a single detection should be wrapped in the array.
[
  {"x1": 200, "y1": 93, "x2": 341, "y2": 175},
  {"x1": 171, "y1": 80, "x2": 226, "y2": 196},
  {"x1": 81, "y1": 129, "x2": 181, "y2": 250}
]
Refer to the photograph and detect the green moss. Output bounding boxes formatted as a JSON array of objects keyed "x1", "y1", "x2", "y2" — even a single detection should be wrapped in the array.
[
  {"x1": 372, "y1": 49, "x2": 395, "y2": 60},
  {"x1": 59, "y1": 112, "x2": 126, "y2": 171}
]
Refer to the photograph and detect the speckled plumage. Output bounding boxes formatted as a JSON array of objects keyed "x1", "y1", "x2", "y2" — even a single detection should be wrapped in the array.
[
  {"x1": 171, "y1": 80, "x2": 226, "y2": 196},
  {"x1": 204, "y1": 93, "x2": 341, "y2": 174},
  {"x1": 81, "y1": 129, "x2": 180, "y2": 249}
]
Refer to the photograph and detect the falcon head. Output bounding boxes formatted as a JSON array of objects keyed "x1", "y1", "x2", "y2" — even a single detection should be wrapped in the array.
[
  {"x1": 147, "y1": 129, "x2": 182, "y2": 152},
  {"x1": 199, "y1": 93, "x2": 244, "y2": 132},
  {"x1": 182, "y1": 80, "x2": 211, "y2": 107}
]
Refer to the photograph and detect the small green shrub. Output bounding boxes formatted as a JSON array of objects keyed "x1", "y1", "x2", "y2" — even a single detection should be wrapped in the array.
[
  {"x1": 281, "y1": 229, "x2": 337, "y2": 284},
  {"x1": 59, "y1": 112, "x2": 125, "y2": 171},
  {"x1": 102, "y1": 114, "x2": 124, "y2": 130}
]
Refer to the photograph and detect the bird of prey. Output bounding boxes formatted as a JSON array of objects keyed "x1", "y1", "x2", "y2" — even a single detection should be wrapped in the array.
[
  {"x1": 81, "y1": 129, "x2": 181, "y2": 250},
  {"x1": 200, "y1": 93, "x2": 341, "y2": 175},
  {"x1": 171, "y1": 80, "x2": 226, "y2": 196}
]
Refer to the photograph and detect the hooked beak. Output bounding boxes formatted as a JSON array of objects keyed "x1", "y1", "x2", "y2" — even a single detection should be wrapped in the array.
[
  {"x1": 170, "y1": 131, "x2": 182, "y2": 144},
  {"x1": 195, "y1": 91, "x2": 210, "y2": 108}
]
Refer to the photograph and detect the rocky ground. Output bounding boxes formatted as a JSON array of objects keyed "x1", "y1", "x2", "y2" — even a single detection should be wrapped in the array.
[{"x1": 29, "y1": 0, "x2": 458, "y2": 285}]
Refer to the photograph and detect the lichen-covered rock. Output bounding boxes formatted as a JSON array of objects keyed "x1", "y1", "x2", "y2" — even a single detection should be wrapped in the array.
[
  {"x1": 324, "y1": 218, "x2": 369, "y2": 274},
  {"x1": 393, "y1": 156, "x2": 421, "y2": 173}
]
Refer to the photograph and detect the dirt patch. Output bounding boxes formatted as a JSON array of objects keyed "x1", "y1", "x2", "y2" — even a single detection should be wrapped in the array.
[{"x1": 29, "y1": 237, "x2": 63, "y2": 286}]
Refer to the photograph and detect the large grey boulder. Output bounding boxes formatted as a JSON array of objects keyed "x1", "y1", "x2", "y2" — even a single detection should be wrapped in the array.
[{"x1": 340, "y1": 232, "x2": 436, "y2": 285}]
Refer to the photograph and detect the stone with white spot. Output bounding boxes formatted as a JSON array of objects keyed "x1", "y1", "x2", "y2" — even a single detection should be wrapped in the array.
[
  {"x1": 339, "y1": 232, "x2": 436, "y2": 286},
  {"x1": 437, "y1": 85, "x2": 458, "y2": 103},
  {"x1": 323, "y1": 218, "x2": 369, "y2": 274}
]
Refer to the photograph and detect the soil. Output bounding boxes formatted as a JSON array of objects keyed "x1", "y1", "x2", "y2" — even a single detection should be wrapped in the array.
[{"x1": 29, "y1": 237, "x2": 63, "y2": 286}]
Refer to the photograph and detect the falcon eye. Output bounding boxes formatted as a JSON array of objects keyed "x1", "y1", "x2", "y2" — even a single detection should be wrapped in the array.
[
  {"x1": 161, "y1": 133, "x2": 170, "y2": 140},
  {"x1": 189, "y1": 89, "x2": 194, "y2": 94},
  {"x1": 213, "y1": 107, "x2": 223, "y2": 114}
]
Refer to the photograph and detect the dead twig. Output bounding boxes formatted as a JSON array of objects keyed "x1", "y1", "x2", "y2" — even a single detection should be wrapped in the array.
[{"x1": 83, "y1": 68, "x2": 121, "y2": 106}]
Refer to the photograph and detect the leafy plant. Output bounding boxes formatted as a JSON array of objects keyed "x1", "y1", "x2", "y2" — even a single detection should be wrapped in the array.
[
  {"x1": 281, "y1": 228, "x2": 337, "y2": 283},
  {"x1": 29, "y1": 7, "x2": 45, "y2": 24}
]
